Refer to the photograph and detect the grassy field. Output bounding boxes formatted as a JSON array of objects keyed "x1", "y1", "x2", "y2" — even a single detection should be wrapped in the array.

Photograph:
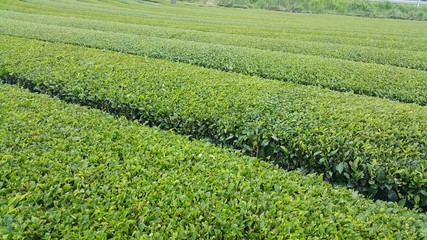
[{"x1": 1, "y1": 0, "x2": 426, "y2": 238}]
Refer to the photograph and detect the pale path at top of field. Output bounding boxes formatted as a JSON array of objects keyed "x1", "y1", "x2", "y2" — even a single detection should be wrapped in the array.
[
  {"x1": 2, "y1": 10, "x2": 425, "y2": 71},
  {"x1": 2, "y1": 0, "x2": 427, "y2": 52}
]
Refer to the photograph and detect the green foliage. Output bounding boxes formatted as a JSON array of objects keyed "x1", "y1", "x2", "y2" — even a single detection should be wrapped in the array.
[
  {"x1": 2, "y1": 1, "x2": 425, "y2": 52},
  {"x1": 216, "y1": 0, "x2": 427, "y2": 20},
  {"x1": 1, "y1": 10, "x2": 426, "y2": 71},
  {"x1": 1, "y1": 36, "x2": 426, "y2": 210},
  {"x1": 1, "y1": 18, "x2": 426, "y2": 105},
  {"x1": 1, "y1": 83, "x2": 427, "y2": 238}
]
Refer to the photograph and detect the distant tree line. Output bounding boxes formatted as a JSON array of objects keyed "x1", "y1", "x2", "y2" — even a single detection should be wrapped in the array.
[{"x1": 188, "y1": 0, "x2": 427, "y2": 20}]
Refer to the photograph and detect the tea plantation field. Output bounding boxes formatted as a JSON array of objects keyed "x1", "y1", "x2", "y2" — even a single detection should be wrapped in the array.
[{"x1": 1, "y1": 0, "x2": 426, "y2": 238}]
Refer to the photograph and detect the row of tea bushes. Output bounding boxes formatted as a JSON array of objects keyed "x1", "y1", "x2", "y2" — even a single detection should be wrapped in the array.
[
  {"x1": 1, "y1": 10, "x2": 426, "y2": 71},
  {"x1": 1, "y1": 83, "x2": 427, "y2": 238},
  {"x1": 1, "y1": 20, "x2": 426, "y2": 105},
  {"x1": 1, "y1": 0, "x2": 426, "y2": 52},
  {"x1": 1, "y1": 36, "x2": 426, "y2": 209}
]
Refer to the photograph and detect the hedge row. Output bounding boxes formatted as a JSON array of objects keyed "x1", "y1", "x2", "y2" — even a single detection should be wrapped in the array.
[
  {"x1": 1, "y1": 0, "x2": 426, "y2": 53},
  {"x1": 2, "y1": 10, "x2": 426, "y2": 71},
  {"x1": 1, "y1": 83, "x2": 427, "y2": 238},
  {"x1": 1, "y1": 20, "x2": 427, "y2": 106},
  {"x1": 1, "y1": 35, "x2": 426, "y2": 209}
]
